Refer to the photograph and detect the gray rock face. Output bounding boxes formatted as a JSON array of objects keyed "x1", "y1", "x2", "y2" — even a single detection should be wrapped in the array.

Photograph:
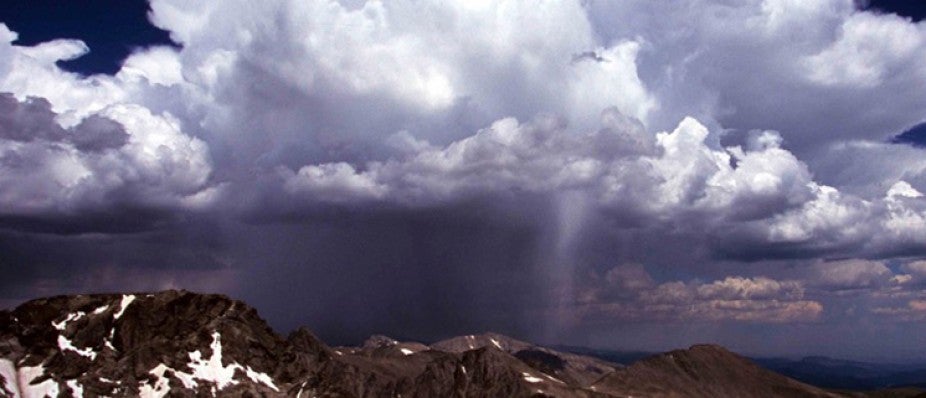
[
  {"x1": 0, "y1": 291, "x2": 288, "y2": 397},
  {"x1": 0, "y1": 291, "x2": 850, "y2": 397}
]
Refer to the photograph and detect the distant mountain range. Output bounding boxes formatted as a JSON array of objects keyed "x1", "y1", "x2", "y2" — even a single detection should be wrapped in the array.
[
  {"x1": 557, "y1": 346, "x2": 926, "y2": 392},
  {"x1": 0, "y1": 290, "x2": 923, "y2": 397}
]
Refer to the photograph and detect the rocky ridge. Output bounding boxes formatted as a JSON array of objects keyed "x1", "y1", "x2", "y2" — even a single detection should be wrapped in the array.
[{"x1": 0, "y1": 290, "x2": 864, "y2": 397}]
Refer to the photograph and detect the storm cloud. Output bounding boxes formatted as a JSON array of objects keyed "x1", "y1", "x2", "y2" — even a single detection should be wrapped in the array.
[{"x1": 1, "y1": 0, "x2": 926, "y2": 360}]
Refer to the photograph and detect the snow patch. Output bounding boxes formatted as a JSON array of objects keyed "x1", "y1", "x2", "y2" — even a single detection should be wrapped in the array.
[
  {"x1": 104, "y1": 327, "x2": 118, "y2": 352},
  {"x1": 400, "y1": 348, "x2": 413, "y2": 356},
  {"x1": 184, "y1": 332, "x2": 240, "y2": 390},
  {"x1": 544, "y1": 373, "x2": 565, "y2": 384},
  {"x1": 490, "y1": 338, "x2": 502, "y2": 349},
  {"x1": 58, "y1": 335, "x2": 97, "y2": 360},
  {"x1": 52, "y1": 311, "x2": 86, "y2": 331},
  {"x1": 92, "y1": 305, "x2": 110, "y2": 315},
  {"x1": 113, "y1": 295, "x2": 136, "y2": 319},
  {"x1": 0, "y1": 359, "x2": 21, "y2": 397},
  {"x1": 138, "y1": 331, "x2": 279, "y2": 395},
  {"x1": 19, "y1": 364, "x2": 59, "y2": 398},
  {"x1": 242, "y1": 366, "x2": 278, "y2": 391},
  {"x1": 66, "y1": 379, "x2": 84, "y2": 396},
  {"x1": 139, "y1": 364, "x2": 174, "y2": 398},
  {"x1": 522, "y1": 372, "x2": 543, "y2": 383}
]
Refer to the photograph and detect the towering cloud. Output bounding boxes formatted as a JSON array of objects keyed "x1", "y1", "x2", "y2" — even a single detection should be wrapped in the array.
[{"x1": 1, "y1": 0, "x2": 925, "y2": 359}]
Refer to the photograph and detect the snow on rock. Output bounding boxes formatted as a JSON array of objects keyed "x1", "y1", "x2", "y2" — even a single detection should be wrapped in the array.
[
  {"x1": 57, "y1": 335, "x2": 97, "y2": 360},
  {"x1": 92, "y1": 305, "x2": 110, "y2": 315},
  {"x1": 522, "y1": 372, "x2": 544, "y2": 383},
  {"x1": 138, "y1": 331, "x2": 279, "y2": 395},
  {"x1": 186, "y1": 331, "x2": 241, "y2": 390},
  {"x1": 104, "y1": 328, "x2": 117, "y2": 352},
  {"x1": 19, "y1": 364, "x2": 60, "y2": 398},
  {"x1": 66, "y1": 379, "x2": 84, "y2": 396},
  {"x1": 0, "y1": 359, "x2": 21, "y2": 397},
  {"x1": 113, "y1": 295, "x2": 136, "y2": 319},
  {"x1": 51, "y1": 311, "x2": 85, "y2": 331},
  {"x1": 490, "y1": 338, "x2": 502, "y2": 349},
  {"x1": 544, "y1": 373, "x2": 566, "y2": 384},
  {"x1": 139, "y1": 364, "x2": 174, "y2": 398},
  {"x1": 400, "y1": 348, "x2": 414, "y2": 356},
  {"x1": 242, "y1": 366, "x2": 279, "y2": 391}
]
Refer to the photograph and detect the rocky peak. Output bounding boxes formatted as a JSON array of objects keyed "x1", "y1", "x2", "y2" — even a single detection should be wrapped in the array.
[
  {"x1": 361, "y1": 335, "x2": 398, "y2": 349},
  {"x1": 1, "y1": 290, "x2": 287, "y2": 397},
  {"x1": 430, "y1": 332, "x2": 531, "y2": 353}
]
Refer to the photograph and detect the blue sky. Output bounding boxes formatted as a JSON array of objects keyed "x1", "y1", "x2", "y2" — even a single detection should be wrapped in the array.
[{"x1": 1, "y1": 0, "x2": 926, "y2": 361}]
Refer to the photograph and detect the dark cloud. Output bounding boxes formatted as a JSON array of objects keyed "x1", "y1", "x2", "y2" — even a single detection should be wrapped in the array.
[
  {"x1": 71, "y1": 114, "x2": 129, "y2": 151},
  {"x1": 0, "y1": 93, "x2": 128, "y2": 151},
  {"x1": 0, "y1": 93, "x2": 66, "y2": 141}
]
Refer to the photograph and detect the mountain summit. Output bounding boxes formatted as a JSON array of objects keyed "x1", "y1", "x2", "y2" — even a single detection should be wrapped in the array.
[{"x1": 0, "y1": 291, "x2": 866, "y2": 397}]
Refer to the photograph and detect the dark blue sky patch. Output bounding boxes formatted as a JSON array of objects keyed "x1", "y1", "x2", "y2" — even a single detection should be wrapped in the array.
[
  {"x1": 891, "y1": 122, "x2": 926, "y2": 148},
  {"x1": 864, "y1": 0, "x2": 926, "y2": 22},
  {"x1": 0, "y1": 0, "x2": 177, "y2": 76}
]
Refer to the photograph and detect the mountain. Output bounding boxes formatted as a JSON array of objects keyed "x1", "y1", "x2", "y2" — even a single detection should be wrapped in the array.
[
  {"x1": 556, "y1": 346, "x2": 926, "y2": 393},
  {"x1": 754, "y1": 356, "x2": 926, "y2": 391},
  {"x1": 591, "y1": 344, "x2": 841, "y2": 398},
  {"x1": 0, "y1": 290, "x2": 906, "y2": 397},
  {"x1": 429, "y1": 332, "x2": 620, "y2": 387}
]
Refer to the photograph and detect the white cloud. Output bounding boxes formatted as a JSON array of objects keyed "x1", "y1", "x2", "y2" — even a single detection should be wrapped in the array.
[
  {"x1": 0, "y1": 32, "x2": 215, "y2": 219},
  {"x1": 280, "y1": 113, "x2": 926, "y2": 258},
  {"x1": 806, "y1": 259, "x2": 892, "y2": 290},
  {"x1": 802, "y1": 12, "x2": 926, "y2": 87},
  {"x1": 585, "y1": 0, "x2": 926, "y2": 153}
]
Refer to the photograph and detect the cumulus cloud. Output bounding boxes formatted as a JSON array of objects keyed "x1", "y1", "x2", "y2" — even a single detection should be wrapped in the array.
[
  {"x1": 279, "y1": 112, "x2": 926, "y2": 259},
  {"x1": 0, "y1": 33, "x2": 216, "y2": 228},
  {"x1": 3, "y1": 0, "x2": 925, "y2": 244},
  {"x1": 0, "y1": 96, "x2": 214, "y2": 221},
  {"x1": 805, "y1": 259, "x2": 893, "y2": 291},
  {"x1": 586, "y1": 0, "x2": 926, "y2": 149},
  {"x1": 576, "y1": 264, "x2": 821, "y2": 323},
  {"x1": 577, "y1": 257, "x2": 926, "y2": 325}
]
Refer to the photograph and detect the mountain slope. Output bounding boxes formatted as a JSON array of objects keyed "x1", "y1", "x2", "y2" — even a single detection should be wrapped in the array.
[
  {"x1": 592, "y1": 344, "x2": 842, "y2": 398},
  {"x1": 431, "y1": 332, "x2": 620, "y2": 387}
]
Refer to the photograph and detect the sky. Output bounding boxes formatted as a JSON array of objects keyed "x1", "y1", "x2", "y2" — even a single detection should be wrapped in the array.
[{"x1": 1, "y1": 0, "x2": 926, "y2": 362}]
